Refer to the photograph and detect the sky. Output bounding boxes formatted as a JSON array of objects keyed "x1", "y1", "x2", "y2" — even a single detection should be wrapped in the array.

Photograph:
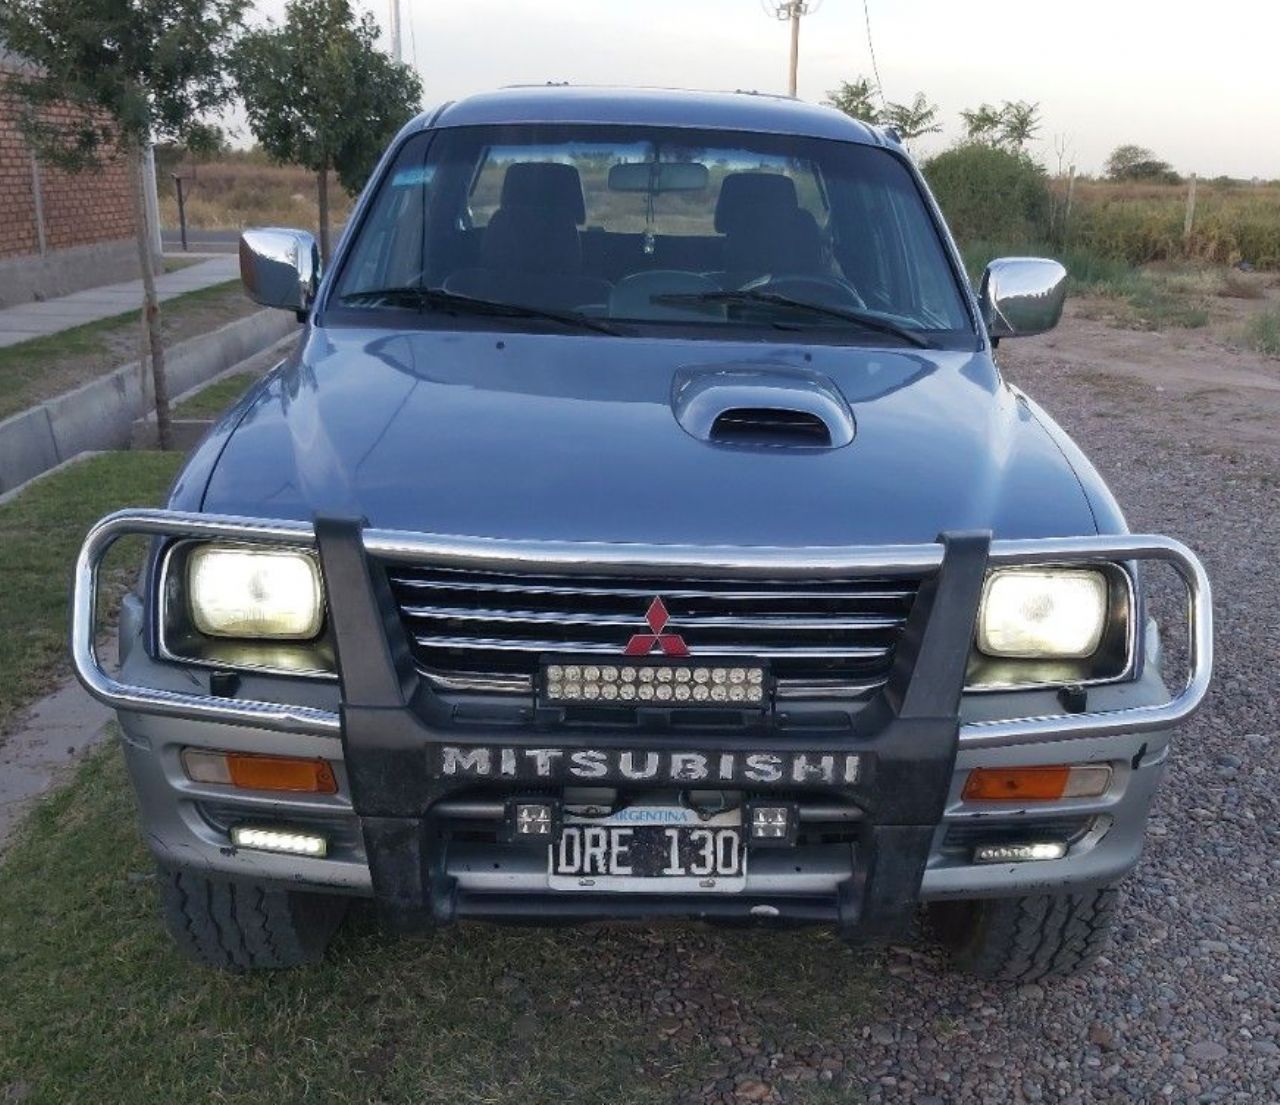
[{"x1": 242, "y1": 0, "x2": 1280, "y2": 179}]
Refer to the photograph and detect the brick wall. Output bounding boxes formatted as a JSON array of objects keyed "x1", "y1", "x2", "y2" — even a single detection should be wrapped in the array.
[{"x1": 0, "y1": 64, "x2": 137, "y2": 261}]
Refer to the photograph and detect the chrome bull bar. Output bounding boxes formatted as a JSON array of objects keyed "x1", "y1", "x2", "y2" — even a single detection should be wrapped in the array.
[{"x1": 71, "y1": 508, "x2": 1214, "y2": 749}]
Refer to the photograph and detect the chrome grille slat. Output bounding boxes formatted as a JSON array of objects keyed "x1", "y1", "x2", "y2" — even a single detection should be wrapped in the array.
[
  {"x1": 383, "y1": 562, "x2": 920, "y2": 696},
  {"x1": 410, "y1": 635, "x2": 893, "y2": 660},
  {"x1": 387, "y1": 575, "x2": 915, "y2": 603},
  {"x1": 398, "y1": 605, "x2": 903, "y2": 632}
]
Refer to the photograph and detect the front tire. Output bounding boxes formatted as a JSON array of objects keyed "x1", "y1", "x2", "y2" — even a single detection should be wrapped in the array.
[
  {"x1": 928, "y1": 884, "x2": 1119, "y2": 980},
  {"x1": 160, "y1": 868, "x2": 347, "y2": 970}
]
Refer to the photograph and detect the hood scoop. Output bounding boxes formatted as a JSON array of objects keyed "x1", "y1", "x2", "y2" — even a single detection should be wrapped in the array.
[{"x1": 672, "y1": 364, "x2": 855, "y2": 449}]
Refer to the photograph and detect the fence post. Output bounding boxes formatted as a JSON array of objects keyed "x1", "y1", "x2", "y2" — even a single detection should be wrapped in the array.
[
  {"x1": 1063, "y1": 165, "x2": 1076, "y2": 237},
  {"x1": 173, "y1": 175, "x2": 188, "y2": 252},
  {"x1": 1183, "y1": 173, "x2": 1197, "y2": 252}
]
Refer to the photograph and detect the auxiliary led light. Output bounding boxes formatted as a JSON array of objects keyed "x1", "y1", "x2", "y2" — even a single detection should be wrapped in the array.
[
  {"x1": 514, "y1": 803, "x2": 555, "y2": 836},
  {"x1": 751, "y1": 807, "x2": 791, "y2": 839},
  {"x1": 230, "y1": 826, "x2": 328, "y2": 857},
  {"x1": 973, "y1": 841, "x2": 1068, "y2": 864},
  {"x1": 543, "y1": 663, "x2": 766, "y2": 707}
]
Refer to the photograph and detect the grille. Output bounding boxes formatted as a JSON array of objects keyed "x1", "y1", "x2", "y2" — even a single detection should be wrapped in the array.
[{"x1": 382, "y1": 563, "x2": 920, "y2": 697}]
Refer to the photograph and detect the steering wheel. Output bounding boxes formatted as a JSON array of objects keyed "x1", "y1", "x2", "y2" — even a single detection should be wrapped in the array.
[{"x1": 746, "y1": 274, "x2": 867, "y2": 311}]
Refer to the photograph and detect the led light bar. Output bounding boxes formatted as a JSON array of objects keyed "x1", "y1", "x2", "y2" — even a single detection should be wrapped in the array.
[
  {"x1": 230, "y1": 825, "x2": 328, "y2": 857},
  {"x1": 542, "y1": 662, "x2": 767, "y2": 707},
  {"x1": 973, "y1": 841, "x2": 1068, "y2": 864}
]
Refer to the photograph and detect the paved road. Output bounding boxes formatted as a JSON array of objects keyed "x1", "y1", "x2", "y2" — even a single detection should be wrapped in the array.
[
  {"x1": 162, "y1": 228, "x2": 241, "y2": 253},
  {"x1": 0, "y1": 256, "x2": 239, "y2": 348}
]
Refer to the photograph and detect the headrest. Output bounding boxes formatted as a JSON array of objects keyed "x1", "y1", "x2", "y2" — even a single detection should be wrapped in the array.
[
  {"x1": 500, "y1": 162, "x2": 586, "y2": 224},
  {"x1": 714, "y1": 172, "x2": 800, "y2": 234}
]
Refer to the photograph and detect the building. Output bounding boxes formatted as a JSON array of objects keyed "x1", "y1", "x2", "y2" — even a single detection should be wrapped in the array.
[{"x1": 0, "y1": 46, "x2": 160, "y2": 308}]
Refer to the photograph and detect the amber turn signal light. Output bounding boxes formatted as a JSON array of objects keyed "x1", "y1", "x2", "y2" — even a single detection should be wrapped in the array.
[
  {"x1": 182, "y1": 749, "x2": 338, "y2": 794},
  {"x1": 963, "y1": 764, "x2": 1111, "y2": 802}
]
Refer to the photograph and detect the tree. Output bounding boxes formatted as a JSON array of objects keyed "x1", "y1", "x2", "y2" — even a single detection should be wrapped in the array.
[
  {"x1": 961, "y1": 101, "x2": 1041, "y2": 153},
  {"x1": 960, "y1": 103, "x2": 1004, "y2": 145},
  {"x1": 235, "y1": 0, "x2": 423, "y2": 262},
  {"x1": 0, "y1": 0, "x2": 248, "y2": 449},
  {"x1": 825, "y1": 78, "x2": 882, "y2": 124},
  {"x1": 1105, "y1": 143, "x2": 1180, "y2": 183},
  {"x1": 883, "y1": 93, "x2": 942, "y2": 143},
  {"x1": 827, "y1": 79, "x2": 939, "y2": 148},
  {"x1": 1000, "y1": 100, "x2": 1040, "y2": 152}
]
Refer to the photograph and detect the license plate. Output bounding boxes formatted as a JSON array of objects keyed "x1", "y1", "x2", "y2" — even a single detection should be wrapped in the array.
[{"x1": 548, "y1": 806, "x2": 746, "y2": 892}]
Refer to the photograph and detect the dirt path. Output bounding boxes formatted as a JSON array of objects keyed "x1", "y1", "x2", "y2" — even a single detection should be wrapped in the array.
[{"x1": 1037, "y1": 299, "x2": 1280, "y2": 466}]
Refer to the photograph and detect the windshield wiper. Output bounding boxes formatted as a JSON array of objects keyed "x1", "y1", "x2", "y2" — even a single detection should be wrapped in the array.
[
  {"x1": 650, "y1": 289, "x2": 934, "y2": 348},
  {"x1": 340, "y1": 285, "x2": 620, "y2": 335}
]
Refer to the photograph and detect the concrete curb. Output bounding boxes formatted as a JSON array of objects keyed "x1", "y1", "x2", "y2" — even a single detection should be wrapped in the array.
[{"x1": 0, "y1": 309, "x2": 298, "y2": 494}]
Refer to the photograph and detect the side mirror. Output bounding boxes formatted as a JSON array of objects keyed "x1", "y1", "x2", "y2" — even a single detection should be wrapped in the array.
[
  {"x1": 979, "y1": 257, "x2": 1067, "y2": 339},
  {"x1": 239, "y1": 228, "x2": 321, "y2": 315}
]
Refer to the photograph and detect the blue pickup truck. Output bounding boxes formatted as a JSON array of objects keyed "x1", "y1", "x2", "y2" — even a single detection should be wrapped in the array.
[{"x1": 71, "y1": 86, "x2": 1212, "y2": 978}]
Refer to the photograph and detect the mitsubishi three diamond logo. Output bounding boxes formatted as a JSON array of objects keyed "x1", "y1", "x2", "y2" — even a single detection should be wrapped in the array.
[{"x1": 623, "y1": 597, "x2": 690, "y2": 657}]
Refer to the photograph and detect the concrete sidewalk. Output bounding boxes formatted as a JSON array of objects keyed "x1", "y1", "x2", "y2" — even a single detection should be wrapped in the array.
[{"x1": 0, "y1": 254, "x2": 239, "y2": 349}]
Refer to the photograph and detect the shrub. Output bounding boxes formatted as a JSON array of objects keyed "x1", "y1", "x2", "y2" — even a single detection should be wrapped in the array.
[
  {"x1": 923, "y1": 142, "x2": 1052, "y2": 245},
  {"x1": 1246, "y1": 307, "x2": 1280, "y2": 356}
]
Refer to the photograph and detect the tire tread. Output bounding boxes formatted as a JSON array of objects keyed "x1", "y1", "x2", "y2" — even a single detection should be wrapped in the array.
[
  {"x1": 932, "y1": 884, "x2": 1119, "y2": 981},
  {"x1": 160, "y1": 868, "x2": 345, "y2": 971}
]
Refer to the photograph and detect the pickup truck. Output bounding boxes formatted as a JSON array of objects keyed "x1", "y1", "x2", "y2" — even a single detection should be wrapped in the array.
[{"x1": 71, "y1": 86, "x2": 1213, "y2": 978}]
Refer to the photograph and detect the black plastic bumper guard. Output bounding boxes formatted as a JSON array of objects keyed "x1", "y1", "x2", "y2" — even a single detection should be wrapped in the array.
[{"x1": 314, "y1": 517, "x2": 991, "y2": 939}]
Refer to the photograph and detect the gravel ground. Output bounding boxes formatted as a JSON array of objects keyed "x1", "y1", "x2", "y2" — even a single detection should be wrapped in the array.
[{"x1": 641, "y1": 323, "x2": 1280, "y2": 1105}]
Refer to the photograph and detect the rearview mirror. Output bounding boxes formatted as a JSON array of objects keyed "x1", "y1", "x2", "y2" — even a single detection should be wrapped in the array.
[
  {"x1": 239, "y1": 228, "x2": 321, "y2": 316},
  {"x1": 979, "y1": 257, "x2": 1068, "y2": 338},
  {"x1": 608, "y1": 161, "x2": 710, "y2": 193}
]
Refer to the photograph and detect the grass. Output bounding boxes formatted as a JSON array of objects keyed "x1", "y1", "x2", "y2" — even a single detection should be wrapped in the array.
[
  {"x1": 174, "y1": 370, "x2": 261, "y2": 420},
  {"x1": 0, "y1": 280, "x2": 253, "y2": 420},
  {"x1": 0, "y1": 451, "x2": 183, "y2": 736},
  {"x1": 1245, "y1": 306, "x2": 1280, "y2": 356},
  {"x1": 0, "y1": 744, "x2": 877, "y2": 1105}
]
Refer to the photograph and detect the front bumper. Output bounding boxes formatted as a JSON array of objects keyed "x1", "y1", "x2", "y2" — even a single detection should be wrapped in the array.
[{"x1": 75, "y1": 511, "x2": 1213, "y2": 938}]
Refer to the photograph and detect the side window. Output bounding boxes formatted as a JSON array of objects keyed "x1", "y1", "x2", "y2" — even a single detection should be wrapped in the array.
[
  {"x1": 887, "y1": 189, "x2": 968, "y2": 328},
  {"x1": 338, "y1": 136, "x2": 434, "y2": 293}
]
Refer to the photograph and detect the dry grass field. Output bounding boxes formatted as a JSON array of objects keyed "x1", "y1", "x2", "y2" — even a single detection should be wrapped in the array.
[
  {"x1": 159, "y1": 152, "x2": 354, "y2": 232},
  {"x1": 1065, "y1": 178, "x2": 1280, "y2": 269}
]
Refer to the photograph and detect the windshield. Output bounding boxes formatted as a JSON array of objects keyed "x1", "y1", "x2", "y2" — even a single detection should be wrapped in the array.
[{"x1": 333, "y1": 124, "x2": 974, "y2": 345}]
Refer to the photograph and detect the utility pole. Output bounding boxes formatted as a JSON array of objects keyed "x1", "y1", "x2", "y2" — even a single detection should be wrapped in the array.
[
  {"x1": 389, "y1": 0, "x2": 402, "y2": 62},
  {"x1": 771, "y1": 1, "x2": 812, "y2": 98}
]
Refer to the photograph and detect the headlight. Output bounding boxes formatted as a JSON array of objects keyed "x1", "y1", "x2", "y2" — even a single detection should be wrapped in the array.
[
  {"x1": 188, "y1": 546, "x2": 324, "y2": 640},
  {"x1": 977, "y1": 568, "x2": 1108, "y2": 659}
]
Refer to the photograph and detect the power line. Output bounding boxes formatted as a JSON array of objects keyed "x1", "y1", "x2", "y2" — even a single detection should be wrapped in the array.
[{"x1": 862, "y1": 0, "x2": 887, "y2": 110}]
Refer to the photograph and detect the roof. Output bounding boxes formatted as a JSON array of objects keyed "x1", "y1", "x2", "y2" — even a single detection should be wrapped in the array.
[{"x1": 419, "y1": 85, "x2": 885, "y2": 145}]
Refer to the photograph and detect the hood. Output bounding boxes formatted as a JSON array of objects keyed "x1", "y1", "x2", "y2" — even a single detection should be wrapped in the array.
[{"x1": 197, "y1": 325, "x2": 1099, "y2": 546}]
